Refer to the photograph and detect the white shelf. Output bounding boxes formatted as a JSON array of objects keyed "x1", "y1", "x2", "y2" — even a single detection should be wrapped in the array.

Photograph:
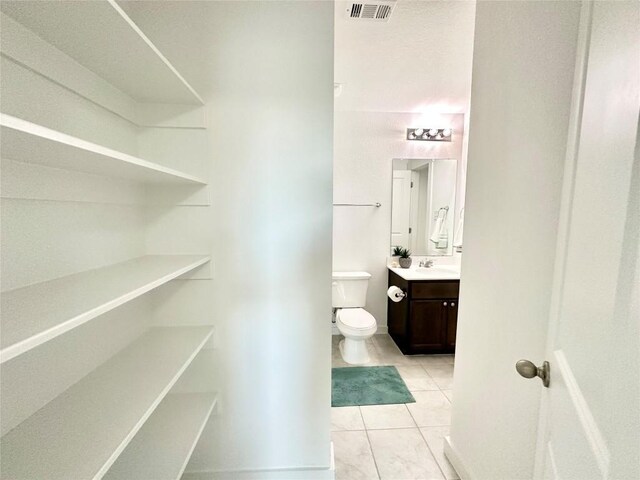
[
  {"x1": 0, "y1": 115, "x2": 207, "y2": 184},
  {"x1": 0, "y1": 326, "x2": 214, "y2": 480},
  {"x1": 0, "y1": 0, "x2": 203, "y2": 105},
  {"x1": 0, "y1": 255, "x2": 210, "y2": 364},
  {"x1": 105, "y1": 392, "x2": 217, "y2": 480}
]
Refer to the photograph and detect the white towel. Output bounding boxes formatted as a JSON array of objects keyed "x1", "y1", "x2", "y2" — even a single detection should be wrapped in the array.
[
  {"x1": 436, "y1": 229, "x2": 448, "y2": 249},
  {"x1": 430, "y1": 208, "x2": 448, "y2": 248},
  {"x1": 453, "y1": 208, "x2": 464, "y2": 252},
  {"x1": 430, "y1": 216, "x2": 443, "y2": 244}
]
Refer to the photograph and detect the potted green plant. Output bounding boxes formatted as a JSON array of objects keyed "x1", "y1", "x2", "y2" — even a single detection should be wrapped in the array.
[
  {"x1": 398, "y1": 248, "x2": 412, "y2": 268},
  {"x1": 392, "y1": 246, "x2": 403, "y2": 264}
]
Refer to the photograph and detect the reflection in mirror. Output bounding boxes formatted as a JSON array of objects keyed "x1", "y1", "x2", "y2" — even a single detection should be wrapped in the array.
[{"x1": 391, "y1": 158, "x2": 457, "y2": 256}]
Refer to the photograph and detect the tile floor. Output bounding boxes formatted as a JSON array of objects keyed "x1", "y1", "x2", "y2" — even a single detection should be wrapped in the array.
[{"x1": 332, "y1": 334, "x2": 458, "y2": 480}]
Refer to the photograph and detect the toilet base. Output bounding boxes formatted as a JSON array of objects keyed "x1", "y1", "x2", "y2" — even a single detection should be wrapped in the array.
[{"x1": 339, "y1": 338, "x2": 371, "y2": 365}]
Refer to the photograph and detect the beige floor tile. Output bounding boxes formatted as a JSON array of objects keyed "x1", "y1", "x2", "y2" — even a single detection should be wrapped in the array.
[
  {"x1": 406, "y1": 390, "x2": 452, "y2": 427},
  {"x1": 375, "y1": 344, "x2": 423, "y2": 366},
  {"x1": 422, "y1": 364, "x2": 455, "y2": 389},
  {"x1": 420, "y1": 427, "x2": 459, "y2": 479},
  {"x1": 332, "y1": 406, "x2": 365, "y2": 431},
  {"x1": 374, "y1": 342, "x2": 402, "y2": 355},
  {"x1": 442, "y1": 390, "x2": 453, "y2": 402},
  {"x1": 332, "y1": 334, "x2": 458, "y2": 479},
  {"x1": 367, "y1": 428, "x2": 444, "y2": 480},
  {"x1": 332, "y1": 349, "x2": 350, "y2": 368},
  {"x1": 416, "y1": 355, "x2": 455, "y2": 368},
  {"x1": 332, "y1": 431, "x2": 379, "y2": 480},
  {"x1": 360, "y1": 404, "x2": 416, "y2": 430},
  {"x1": 359, "y1": 345, "x2": 386, "y2": 366},
  {"x1": 395, "y1": 365, "x2": 440, "y2": 391},
  {"x1": 371, "y1": 334, "x2": 397, "y2": 350}
]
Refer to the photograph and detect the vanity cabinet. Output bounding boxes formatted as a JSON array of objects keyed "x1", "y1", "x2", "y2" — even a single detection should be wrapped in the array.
[{"x1": 388, "y1": 270, "x2": 459, "y2": 354}]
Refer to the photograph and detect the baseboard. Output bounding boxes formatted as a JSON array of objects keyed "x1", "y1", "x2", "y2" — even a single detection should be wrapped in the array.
[
  {"x1": 183, "y1": 443, "x2": 335, "y2": 480},
  {"x1": 443, "y1": 435, "x2": 474, "y2": 480},
  {"x1": 183, "y1": 466, "x2": 335, "y2": 480}
]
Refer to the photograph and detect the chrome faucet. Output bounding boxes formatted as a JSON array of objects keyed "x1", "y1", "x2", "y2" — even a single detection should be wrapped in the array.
[{"x1": 419, "y1": 259, "x2": 434, "y2": 268}]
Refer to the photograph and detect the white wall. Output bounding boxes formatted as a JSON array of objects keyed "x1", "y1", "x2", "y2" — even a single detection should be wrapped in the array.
[
  {"x1": 333, "y1": 0, "x2": 476, "y2": 329},
  {"x1": 448, "y1": 2, "x2": 581, "y2": 478},
  {"x1": 121, "y1": 1, "x2": 335, "y2": 475},
  {"x1": 333, "y1": 112, "x2": 465, "y2": 328}
]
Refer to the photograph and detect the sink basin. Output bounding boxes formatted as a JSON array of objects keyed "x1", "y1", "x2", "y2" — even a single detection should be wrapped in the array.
[{"x1": 415, "y1": 266, "x2": 460, "y2": 274}]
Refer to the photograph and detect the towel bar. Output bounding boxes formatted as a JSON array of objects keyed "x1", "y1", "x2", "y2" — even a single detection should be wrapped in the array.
[{"x1": 333, "y1": 203, "x2": 381, "y2": 207}]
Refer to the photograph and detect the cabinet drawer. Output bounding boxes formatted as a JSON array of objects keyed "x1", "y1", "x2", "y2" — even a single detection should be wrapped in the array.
[{"x1": 411, "y1": 281, "x2": 459, "y2": 299}]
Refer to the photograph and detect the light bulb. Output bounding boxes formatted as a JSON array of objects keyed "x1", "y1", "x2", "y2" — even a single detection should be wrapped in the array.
[
  {"x1": 414, "y1": 128, "x2": 424, "y2": 136},
  {"x1": 428, "y1": 129, "x2": 438, "y2": 137},
  {"x1": 442, "y1": 128, "x2": 452, "y2": 137}
]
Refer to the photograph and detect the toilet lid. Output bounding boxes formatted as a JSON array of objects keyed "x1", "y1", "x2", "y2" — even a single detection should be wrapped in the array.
[{"x1": 337, "y1": 308, "x2": 376, "y2": 329}]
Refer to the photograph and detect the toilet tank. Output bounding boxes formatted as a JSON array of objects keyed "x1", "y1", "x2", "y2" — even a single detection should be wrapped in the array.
[{"x1": 332, "y1": 271, "x2": 371, "y2": 308}]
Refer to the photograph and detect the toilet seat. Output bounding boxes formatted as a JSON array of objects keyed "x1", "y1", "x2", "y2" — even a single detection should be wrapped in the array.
[{"x1": 336, "y1": 308, "x2": 376, "y2": 330}]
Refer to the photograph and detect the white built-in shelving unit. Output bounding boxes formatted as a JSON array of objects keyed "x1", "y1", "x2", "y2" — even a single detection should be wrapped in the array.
[
  {"x1": 0, "y1": 0, "x2": 204, "y2": 106},
  {"x1": 1, "y1": 115, "x2": 207, "y2": 184},
  {"x1": 1, "y1": 255, "x2": 210, "y2": 363},
  {"x1": 1, "y1": 327, "x2": 214, "y2": 479},
  {"x1": 104, "y1": 392, "x2": 218, "y2": 480},
  {"x1": 0, "y1": 0, "x2": 216, "y2": 478}
]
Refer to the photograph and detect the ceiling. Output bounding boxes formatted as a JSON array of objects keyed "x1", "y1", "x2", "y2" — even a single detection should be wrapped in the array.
[
  {"x1": 119, "y1": 0, "x2": 476, "y2": 114},
  {"x1": 334, "y1": 0, "x2": 476, "y2": 113}
]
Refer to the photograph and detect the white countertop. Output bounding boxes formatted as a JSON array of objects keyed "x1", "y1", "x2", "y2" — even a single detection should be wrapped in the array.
[{"x1": 388, "y1": 264, "x2": 461, "y2": 281}]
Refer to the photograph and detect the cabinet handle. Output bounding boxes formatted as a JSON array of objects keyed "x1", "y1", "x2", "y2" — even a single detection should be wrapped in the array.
[
  {"x1": 451, "y1": 302, "x2": 455, "y2": 307},
  {"x1": 443, "y1": 302, "x2": 448, "y2": 306}
]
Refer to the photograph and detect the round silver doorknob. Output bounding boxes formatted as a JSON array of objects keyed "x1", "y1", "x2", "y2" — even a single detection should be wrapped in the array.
[
  {"x1": 516, "y1": 360, "x2": 538, "y2": 378},
  {"x1": 443, "y1": 302, "x2": 448, "y2": 306},
  {"x1": 516, "y1": 359, "x2": 550, "y2": 388}
]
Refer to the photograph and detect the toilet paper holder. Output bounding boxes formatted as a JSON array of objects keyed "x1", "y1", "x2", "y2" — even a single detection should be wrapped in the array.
[{"x1": 387, "y1": 286, "x2": 407, "y2": 302}]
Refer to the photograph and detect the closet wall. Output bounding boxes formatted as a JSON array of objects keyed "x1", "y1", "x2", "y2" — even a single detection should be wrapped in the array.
[
  {"x1": 1, "y1": 1, "x2": 334, "y2": 478},
  {"x1": 0, "y1": 2, "x2": 216, "y2": 478},
  {"x1": 117, "y1": 1, "x2": 335, "y2": 476}
]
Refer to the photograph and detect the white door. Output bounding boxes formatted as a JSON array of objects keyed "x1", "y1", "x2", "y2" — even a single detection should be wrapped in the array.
[
  {"x1": 533, "y1": 2, "x2": 639, "y2": 478},
  {"x1": 391, "y1": 170, "x2": 412, "y2": 249}
]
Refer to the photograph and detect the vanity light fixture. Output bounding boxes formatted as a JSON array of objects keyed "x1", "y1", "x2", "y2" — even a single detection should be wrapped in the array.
[{"x1": 406, "y1": 128, "x2": 453, "y2": 142}]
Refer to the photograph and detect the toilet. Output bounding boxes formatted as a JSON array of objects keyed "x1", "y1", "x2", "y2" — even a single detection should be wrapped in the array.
[{"x1": 332, "y1": 271, "x2": 378, "y2": 364}]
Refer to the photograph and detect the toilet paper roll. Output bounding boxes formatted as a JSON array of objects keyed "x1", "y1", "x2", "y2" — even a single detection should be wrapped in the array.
[{"x1": 387, "y1": 286, "x2": 405, "y2": 302}]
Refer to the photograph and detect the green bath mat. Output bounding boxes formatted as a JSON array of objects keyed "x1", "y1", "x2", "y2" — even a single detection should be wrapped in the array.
[{"x1": 332, "y1": 366, "x2": 416, "y2": 407}]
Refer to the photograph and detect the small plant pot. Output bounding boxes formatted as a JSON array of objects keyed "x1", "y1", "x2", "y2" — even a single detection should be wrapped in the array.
[{"x1": 399, "y1": 257, "x2": 412, "y2": 269}]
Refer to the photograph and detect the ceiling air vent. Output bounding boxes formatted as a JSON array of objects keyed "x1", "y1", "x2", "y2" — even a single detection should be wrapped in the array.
[{"x1": 346, "y1": 1, "x2": 396, "y2": 22}]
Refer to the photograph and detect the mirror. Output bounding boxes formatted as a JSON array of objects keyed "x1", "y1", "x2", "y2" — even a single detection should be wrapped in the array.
[{"x1": 391, "y1": 158, "x2": 457, "y2": 256}]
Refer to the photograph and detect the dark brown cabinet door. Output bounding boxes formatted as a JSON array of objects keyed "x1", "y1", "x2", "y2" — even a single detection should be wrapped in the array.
[
  {"x1": 409, "y1": 300, "x2": 447, "y2": 352},
  {"x1": 446, "y1": 300, "x2": 458, "y2": 351},
  {"x1": 388, "y1": 273, "x2": 461, "y2": 355}
]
